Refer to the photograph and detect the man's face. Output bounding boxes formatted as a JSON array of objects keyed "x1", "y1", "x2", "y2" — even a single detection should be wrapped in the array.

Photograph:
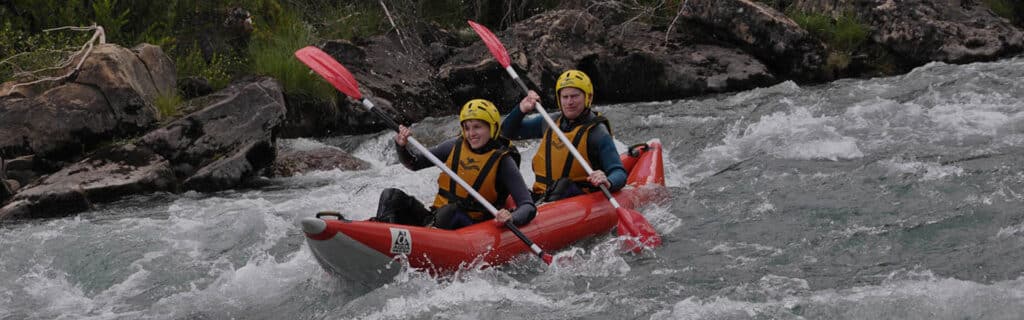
[{"x1": 558, "y1": 87, "x2": 587, "y2": 120}]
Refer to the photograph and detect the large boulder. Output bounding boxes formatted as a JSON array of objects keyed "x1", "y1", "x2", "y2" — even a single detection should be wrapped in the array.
[
  {"x1": 440, "y1": 10, "x2": 607, "y2": 110},
  {"x1": 587, "y1": 24, "x2": 777, "y2": 102},
  {"x1": 0, "y1": 144, "x2": 176, "y2": 220},
  {"x1": 317, "y1": 38, "x2": 453, "y2": 135},
  {"x1": 140, "y1": 76, "x2": 287, "y2": 192},
  {"x1": 0, "y1": 157, "x2": 15, "y2": 204},
  {"x1": 681, "y1": 0, "x2": 828, "y2": 82},
  {"x1": 272, "y1": 140, "x2": 370, "y2": 177},
  {"x1": 0, "y1": 83, "x2": 116, "y2": 160},
  {"x1": 0, "y1": 43, "x2": 175, "y2": 161},
  {"x1": 72, "y1": 43, "x2": 174, "y2": 132},
  {"x1": 439, "y1": 9, "x2": 777, "y2": 108},
  {"x1": 860, "y1": 0, "x2": 1023, "y2": 65}
]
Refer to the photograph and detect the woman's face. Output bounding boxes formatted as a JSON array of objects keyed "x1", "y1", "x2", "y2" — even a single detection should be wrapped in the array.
[{"x1": 462, "y1": 119, "x2": 491, "y2": 149}]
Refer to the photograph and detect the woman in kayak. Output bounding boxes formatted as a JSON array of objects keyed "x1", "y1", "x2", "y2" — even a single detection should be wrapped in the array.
[{"x1": 372, "y1": 99, "x2": 537, "y2": 230}]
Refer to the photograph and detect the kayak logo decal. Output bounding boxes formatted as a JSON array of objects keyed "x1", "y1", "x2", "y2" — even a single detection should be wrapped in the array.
[
  {"x1": 459, "y1": 158, "x2": 481, "y2": 171},
  {"x1": 389, "y1": 228, "x2": 412, "y2": 254},
  {"x1": 551, "y1": 138, "x2": 566, "y2": 151}
]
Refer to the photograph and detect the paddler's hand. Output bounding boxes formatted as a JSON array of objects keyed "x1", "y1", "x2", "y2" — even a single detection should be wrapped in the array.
[
  {"x1": 394, "y1": 125, "x2": 411, "y2": 147},
  {"x1": 588, "y1": 170, "x2": 610, "y2": 189},
  {"x1": 519, "y1": 90, "x2": 540, "y2": 113},
  {"x1": 494, "y1": 209, "x2": 513, "y2": 225}
]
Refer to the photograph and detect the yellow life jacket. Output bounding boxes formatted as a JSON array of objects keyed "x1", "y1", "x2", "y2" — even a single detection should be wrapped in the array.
[
  {"x1": 432, "y1": 138, "x2": 517, "y2": 221},
  {"x1": 532, "y1": 112, "x2": 611, "y2": 195}
]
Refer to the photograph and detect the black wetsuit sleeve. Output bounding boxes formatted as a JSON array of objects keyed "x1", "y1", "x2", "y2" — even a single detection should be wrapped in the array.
[
  {"x1": 497, "y1": 156, "x2": 537, "y2": 226},
  {"x1": 586, "y1": 124, "x2": 627, "y2": 191},
  {"x1": 397, "y1": 137, "x2": 458, "y2": 171}
]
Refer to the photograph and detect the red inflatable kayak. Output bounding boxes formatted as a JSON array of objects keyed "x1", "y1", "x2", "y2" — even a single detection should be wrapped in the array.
[{"x1": 300, "y1": 139, "x2": 667, "y2": 286}]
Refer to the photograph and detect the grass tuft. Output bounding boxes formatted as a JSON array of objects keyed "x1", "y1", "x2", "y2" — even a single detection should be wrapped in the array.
[
  {"x1": 153, "y1": 91, "x2": 183, "y2": 119},
  {"x1": 249, "y1": 10, "x2": 335, "y2": 103}
]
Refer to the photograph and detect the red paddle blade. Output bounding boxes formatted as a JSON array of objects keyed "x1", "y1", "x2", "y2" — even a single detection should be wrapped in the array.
[
  {"x1": 467, "y1": 20, "x2": 511, "y2": 68},
  {"x1": 294, "y1": 46, "x2": 362, "y2": 99},
  {"x1": 616, "y1": 207, "x2": 662, "y2": 252},
  {"x1": 542, "y1": 253, "x2": 553, "y2": 265}
]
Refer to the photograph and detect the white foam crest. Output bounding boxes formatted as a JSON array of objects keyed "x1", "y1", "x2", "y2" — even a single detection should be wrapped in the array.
[
  {"x1": 153, "y1": 196, "x2": 293, "y2": 268},
  {"x1": 149, "y1": 248, "x2": 320, "y2": 318},
  {"x1": 708, "y1": 241, "x2": 784, "y2": 268},
  {"x1": 752, "y1": 197, "x2": 776, "y2": 214},
  {"x1": 359, "y1": 277, "x2": 556, "y2": 320},
  {"x1": 545, "y1": 240, "x2": 634, "y2": 278},
  {"x1": 879, "y1": 158, "x2": 964, "y2": 181},
  {"x1": 350, "y1": 131, "x2": 402, "y2": 165},
  {"x1": 278, "y1": 137, "x2": 333, "y2": 152},
  {"x1": 271, "y1": 155, "x2": 443, "y2": 220},
  {"x1": 723, "y1": 80, "x2": 801, "y2": 106},
  {"x1": 927, "y1": 97, "x2": 1013, "y2": 139},
  {"x1": 996, "y1": 223, "x2": 1024, "y2": 238},
  {"x1": 631, "y1": 113, "x2": 716, "y2": 127},
  {"x1": 680, "y1": 108, "x2": 863, "y2": 185},
  {"x1": 661, "y1": 144, "x2": 689, "y2": 188},
  {"x1": 739, "y1": 108, "x2": 863, "y2": 160},
  {"x1": 643, "y1": 204, "x2": 683, "y2": 235},
  {"x1": 653, "y1": 273, "x2": 1024, "y2": 320},
  {"x1": 15, "y1": 265, "x2": 95, "y2": 320}
]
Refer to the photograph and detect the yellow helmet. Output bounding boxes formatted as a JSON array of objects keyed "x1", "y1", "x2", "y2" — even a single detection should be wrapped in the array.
[
  {"x1": 555, "y1": 70, "x2": 594, "y2": 109},
  {"x1": 459, "y1": 99, "x2": 501, "y2": 139}
]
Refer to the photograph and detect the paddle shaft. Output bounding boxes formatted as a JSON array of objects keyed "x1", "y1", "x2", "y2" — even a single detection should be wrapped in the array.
[
  {"x1": 501, "y1": 66, "x2": 623, "y2": 208},
  {"x1": 356, "y1": 98, "x2": 549, "y2": 259}
]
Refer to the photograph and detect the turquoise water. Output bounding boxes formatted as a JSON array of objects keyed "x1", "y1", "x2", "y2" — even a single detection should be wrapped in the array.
[{"x1": 2, "y1": 58, "x2": 1024, "y2": 319}]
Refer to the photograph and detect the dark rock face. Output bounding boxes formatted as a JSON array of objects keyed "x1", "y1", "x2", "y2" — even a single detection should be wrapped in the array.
[
  {"x1": 0, "y1": 144, "x2": 176, "y2": 220},
  {"x1": 0, "y1": 44, "x2": 175, "y2": 162},
  {"x1": 178, "y1": 76, "x2": 214, "y2": 100},
  {"x1": 682, "y1": 0, "x2": 828, "y2": 82},
  {"x1": 318, "y1": 38, "x2": 454, "y2": 134},
  {"x1": 0, "y1": 84, "x2": 117, "y2": 160},
  {"x1": 860, "y1": 0, "x2": 1024, "y2": 66},
  {"x1": 0, "y1": 157, "x2": 14, "y2": 204},
  {"x1": 273, "y1": 142, "x2": 370, "y2": 177},
  {"x1": 0, "y1": 77, "x2": 289, "y2": 220},
  {"x1": 73, "y1": 44, "x2": 174, "y2": 131},
  {"x1": 440, "y1": 10, "x2": 608, "y2": 110},
  {"x1": 439, "y1": 9, "x2": 777, "y2": 109},
  {"x1": 141, "y1": 77, "x2": 287, "y2": 190}
]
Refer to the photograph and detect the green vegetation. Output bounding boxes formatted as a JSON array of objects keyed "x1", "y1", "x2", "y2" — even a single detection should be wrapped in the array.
[
  {"x1": 0, "y1": 23, "x2": 92, "y2": 82},
  {"x1": 175, "y1": 45, "x2": 243, "y2": 91},
  {"x1": 788, "y1": 10, "x2": 868, "y2": 73},
  {"x1": 153, "y1": 91, "x2": 183, "y2": 119},
  {"x1": 984, "y1": 0, "x2": 1014, "y2": 20},
  {"x1": 789, "y1": 11, "x2": 867, "y2": 52},
  {"x1": 298, "y1": 1, "x2": 387, "y2": 41},
  {"x1": 248, "y1": 10, "x2": 336, "y2": 102},
  {"x1": 983, "y1": 0, "x2": 1024, "y2": 25}
]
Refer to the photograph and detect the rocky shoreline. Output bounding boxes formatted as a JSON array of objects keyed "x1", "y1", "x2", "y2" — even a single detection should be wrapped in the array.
[{"x1": 1, "y1": 0, "x2": 1021, "y2": 220}]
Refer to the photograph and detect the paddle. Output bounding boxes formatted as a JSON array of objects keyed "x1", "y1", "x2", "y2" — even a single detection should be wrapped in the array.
[
  {"x1": 468, "y1": 21, "x2": 662, "y2": 251},
  {"x1": 294, "y1": 46, "x2": 554, "y2": 265}
]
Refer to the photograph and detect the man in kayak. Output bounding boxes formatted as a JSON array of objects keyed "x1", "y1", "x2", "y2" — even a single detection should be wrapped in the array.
[
  {"x1": 501, "y1": 70, "x2": 627, "y2": 202},
  {"x1": 373, "y1": 99, "x2": 537, "y2": 230}
]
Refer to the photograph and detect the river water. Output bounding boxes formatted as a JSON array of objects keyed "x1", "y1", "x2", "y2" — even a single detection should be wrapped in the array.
[{"x1": 2, "y1": 57, "x2": 1024, "y2": 319}]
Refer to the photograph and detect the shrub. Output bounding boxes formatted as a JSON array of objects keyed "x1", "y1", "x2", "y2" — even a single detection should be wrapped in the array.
[
  {"x1": 787, "y1": 10, "x2": 869, "y2": 76},
  {"x1": 175, "y1": 45, "x2": 242, "y2": 91},
  {"x1": 831, "y1": 13, "x2": 868, "y2": 52},
  {"x1": 153, "y1": 91, "x2": 183, "y2": 119},
  {"x1": 298, "y1": 1, "x2": 386, "y2": 41},
  {"x1": 248, "y1": 10, "x2": 335, "y2": 102},
  {"x1": 984, "y1": 0, "x2": 1014, "y2": 20},
  {"x1": 0, "y1": 23, "x2": 93, "y2": 83}
]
